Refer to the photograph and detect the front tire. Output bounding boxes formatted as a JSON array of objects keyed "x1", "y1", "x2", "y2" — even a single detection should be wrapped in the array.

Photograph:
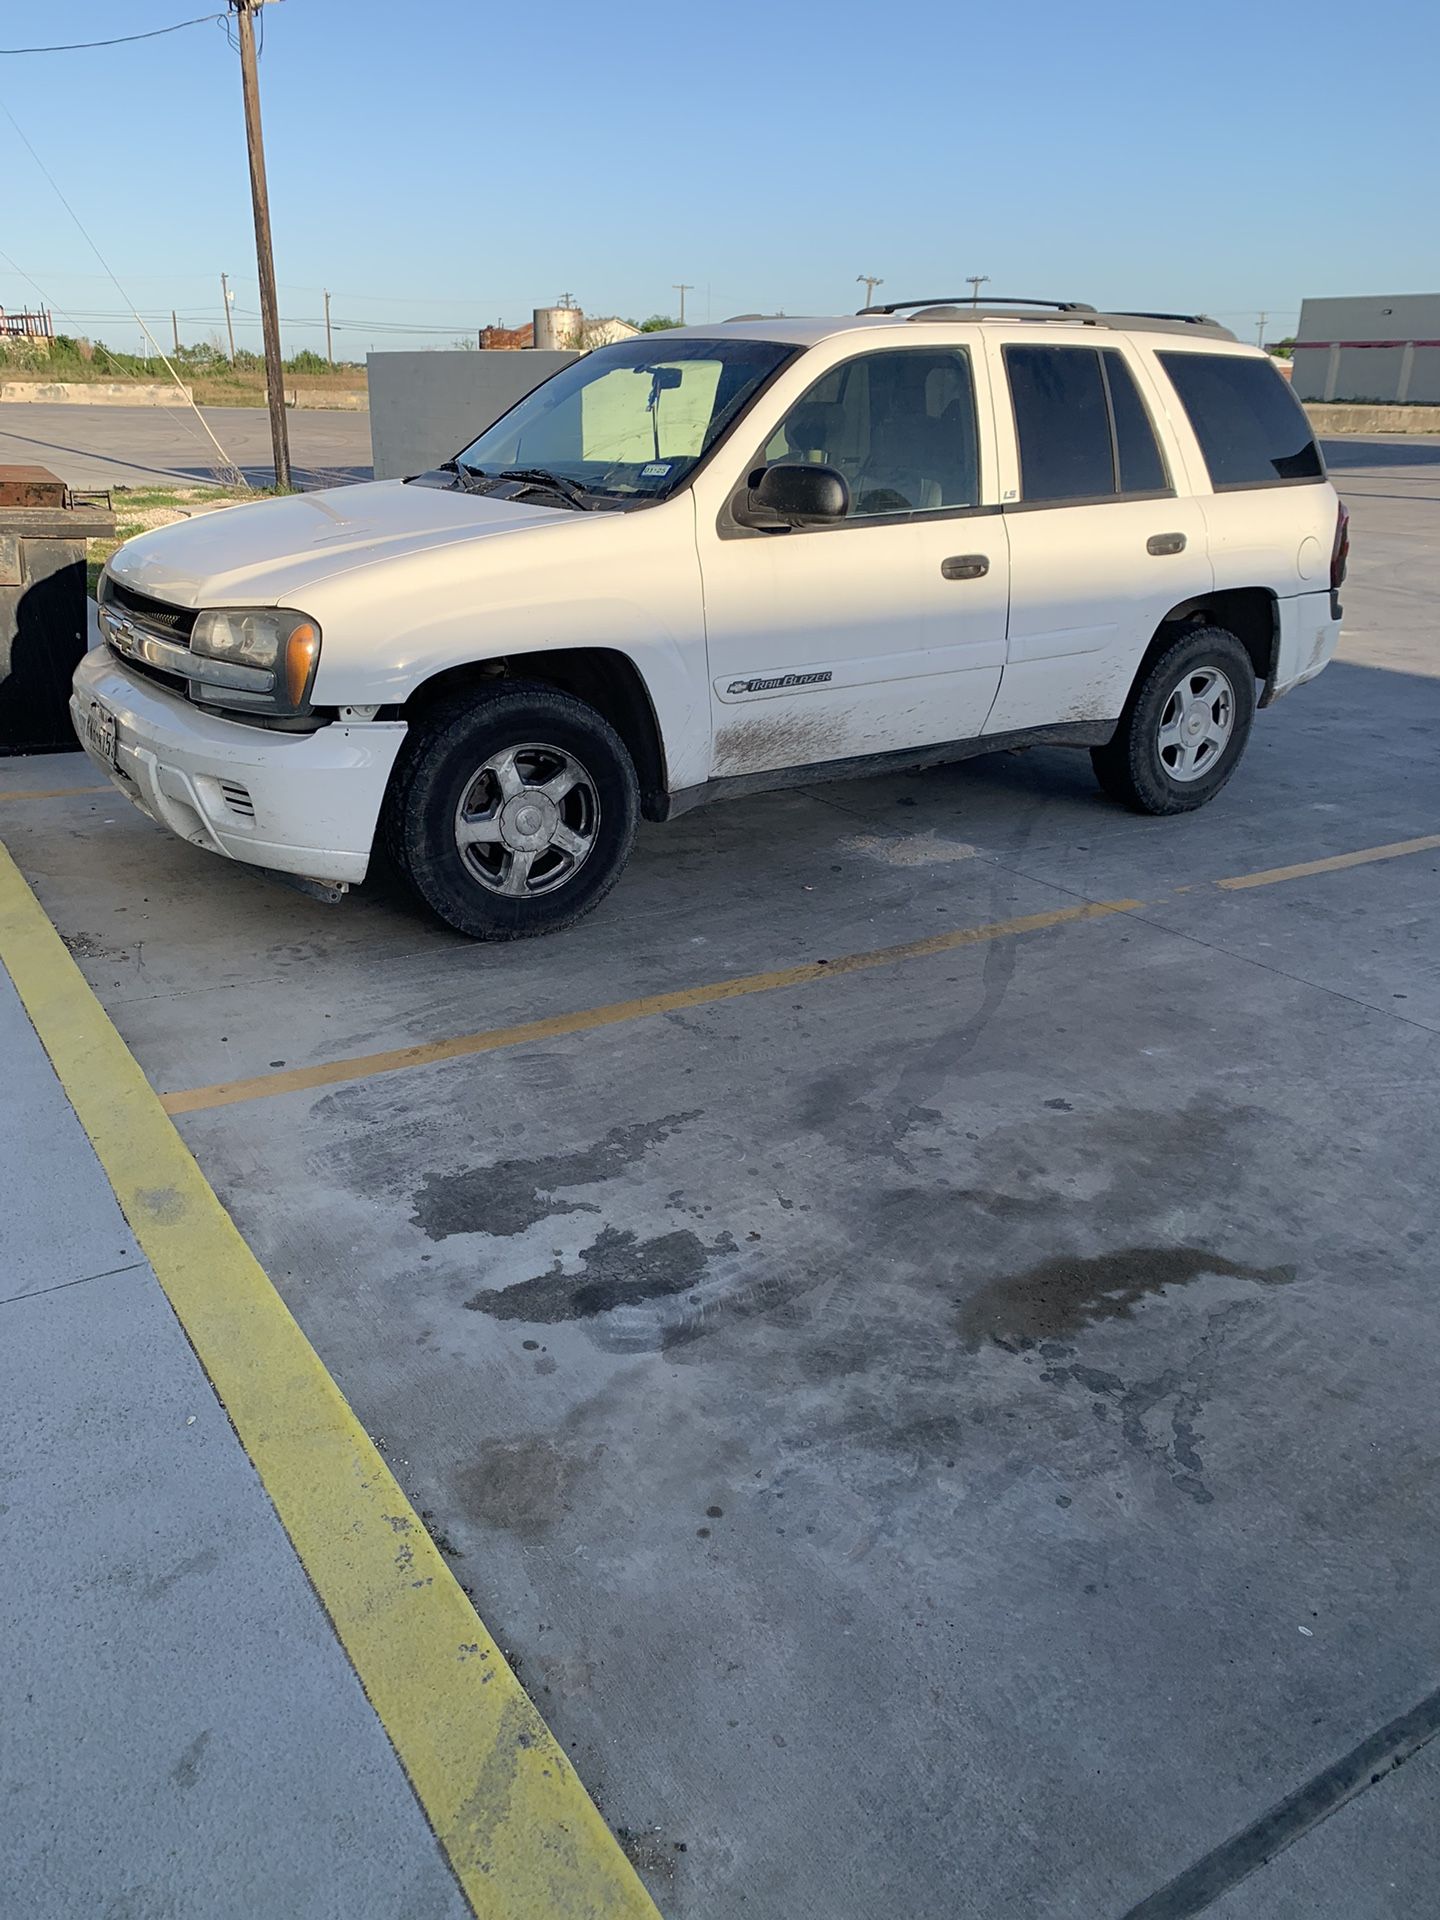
[
  {"x1": 383, "y1": 682, "x2": 639, "y2": 939},
  {"x1": 1091, "y1": 625, "x2": 1256, "y2": 815}
]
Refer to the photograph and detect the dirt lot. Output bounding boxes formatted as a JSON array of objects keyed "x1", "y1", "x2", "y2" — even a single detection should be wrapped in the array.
[{"x1": 2, "y1": 435, "x2": 1437, "y2": 1918}]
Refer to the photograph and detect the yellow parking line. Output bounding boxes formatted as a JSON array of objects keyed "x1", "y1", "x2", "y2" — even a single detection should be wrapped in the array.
[
  {"x1": 0, "y1": 840, "x2": 661, "y2": 1920},
  {"x1": 0, "y1": 785, "x2": 107, "y2": 803},
  {"x1": 160, "y1": 897, "x2": 1140, "y2": 1116},
  {"x1": 1215, "y1": 833, "x2": 1440, "y2": 891}
]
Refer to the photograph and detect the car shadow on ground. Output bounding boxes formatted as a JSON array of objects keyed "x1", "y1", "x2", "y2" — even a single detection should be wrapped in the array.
[{"x1": 1321, "y1": 434, "x2": 1440, "y2": 470}]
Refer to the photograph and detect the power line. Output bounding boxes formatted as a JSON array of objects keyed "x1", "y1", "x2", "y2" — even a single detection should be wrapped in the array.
[
  {"x1": 0, "y1": 243, "x2": 237, "y2": 466},
  {"x1": 0, "y1": 13, "x2": 228, "y2": 55},
  {"x1": 0, "y1": 91, "x2": 244, "y2": 484}
]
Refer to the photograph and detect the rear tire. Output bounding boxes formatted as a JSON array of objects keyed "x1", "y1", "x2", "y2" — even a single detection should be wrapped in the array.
[
  {"x1": 382, "y1": 682, "x2": 639, "y2": 939},
  {"x1": 1091, "y1": 625, "x2": 1256, "y2": 815}
]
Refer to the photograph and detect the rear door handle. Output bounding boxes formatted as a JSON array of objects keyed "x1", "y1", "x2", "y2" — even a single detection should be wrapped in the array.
[
  {"x1": 1146, "y1": 532, "x2": 1187, "y2": 556},
  {"x1": 941, "y1": 554, "x2": 989, "y2": 581}
]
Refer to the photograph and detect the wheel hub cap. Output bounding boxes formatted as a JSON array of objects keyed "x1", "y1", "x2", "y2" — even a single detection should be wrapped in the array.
[
  {"x1": 500, "y1": 793, "x2": 558, "y2": 850},
  {"x1": 1157, "y1": 667, "x2": 1236, "y2": 784},
  {"x1": 453, "y1": 742, "x2": 601, "y2": 899}
]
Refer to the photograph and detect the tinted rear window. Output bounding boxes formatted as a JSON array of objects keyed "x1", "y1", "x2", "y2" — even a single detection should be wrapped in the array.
[
  {"x1": 1158, "y1": 351, "x2": 1324, "y2": 489},
  {"x1": 1103, "y1": 350, "x2": 1168, "y2": 493},
  {"x1": 1005, "y1": 345, "x2": 1114, "y2": 501}
]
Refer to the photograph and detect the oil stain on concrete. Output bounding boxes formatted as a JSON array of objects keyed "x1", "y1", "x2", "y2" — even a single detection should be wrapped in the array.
[
  {"x1": 465, "y1": 1224, "x2": 737, "y2": 1323},
  {"x1": 455, "y1": 1431, "x2": 603, "y2": 1537},
  {"x1": 412, "y1": 1110, "x2": 701, "y2": 1239},
  {"x1": 956, "y1": 1244, "x2": 1297, "y2": 1350}
]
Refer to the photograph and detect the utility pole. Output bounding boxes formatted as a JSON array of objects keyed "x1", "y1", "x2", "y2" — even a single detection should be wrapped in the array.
[
  {"x1": 673, "y1": 282, "x2": 693, "y2": 325},
  {"x1": 857, "y1": 273, "x2": 884, "y2": 308},
  {"x1": 966, "y1": 274, "x2": 990, "y2": 306},
  {"x1": 220, "y1": 271, "x2": 237, "y2": 362},
  {"x1": 1256, "y1": 310, "x2": 1268, "y2": 348},
  {"x1": 230, "y1": 0, "x2": 291, "y2": 490},
  {"x1": 324, "y1": 288, "x2": 333, "y2": 365},
  {"x1": 172, "y1": 309, "x2": 181, "y2": 354}
]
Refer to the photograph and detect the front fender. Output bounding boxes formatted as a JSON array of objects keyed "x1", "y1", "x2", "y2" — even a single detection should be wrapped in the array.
[{"x1": 304, "y1": 496, "x2": 712, "y2": 791}]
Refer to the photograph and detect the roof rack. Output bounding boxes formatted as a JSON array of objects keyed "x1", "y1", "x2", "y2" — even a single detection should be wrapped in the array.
[
  {"x1": 858, "y1": 295, "x2": 1095, "y2": 316},
  {"x1": 852, "y1": 297, "x2": 1235, "y2": 342},
  {"x1": 1112, "y1": 308, "x2": 1220, "y2": 326}
]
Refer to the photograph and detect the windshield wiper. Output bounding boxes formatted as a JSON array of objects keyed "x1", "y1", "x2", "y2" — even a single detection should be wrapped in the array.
[
  {"x1": 440, "y1": 457, "x2": 491, "y2": 495},
  {"x1": 497, "y1": 467, "x2": 596, "y2": 510}
]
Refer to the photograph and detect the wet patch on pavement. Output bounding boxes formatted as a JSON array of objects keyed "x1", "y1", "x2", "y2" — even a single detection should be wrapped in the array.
[
  {"x1": 955, "y1": 1244, "x2": 1297, "y2": 1350},
  {"x1": 412, "y1": 1110, "x2": 702, "y2": 1239},
  {"x1": 464, "y1": 1224, "x2": 738, "y2": 1323}
]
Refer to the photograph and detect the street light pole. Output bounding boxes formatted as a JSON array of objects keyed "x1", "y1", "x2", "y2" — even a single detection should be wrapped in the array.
[
  {"x1": 220, "y1": 271, "x2": 237, "y2": 362},
  {"x1": 230, "y1": 0, "x2": 291, "y2": 490},
  {"x1": 966, "y1": 274, "x2": 990, "y2": 306},
  {"x1": 857, "y1": 273, "x2": 884, "y2": 308},
  {"x1": 673, "y1": 283, "x2": 693, "y2": 325}
]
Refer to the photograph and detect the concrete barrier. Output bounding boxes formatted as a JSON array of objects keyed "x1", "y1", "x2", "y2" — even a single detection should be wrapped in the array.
[
  {"x1": 0, "y1": 381, "x2": 194, "y2": 406},
  {"x1": 1304, "y1": 402, "x2": 1440, "y2": 435},
  {"x1": 290, "y1": 388, "x2": 367, "y2": 411}
]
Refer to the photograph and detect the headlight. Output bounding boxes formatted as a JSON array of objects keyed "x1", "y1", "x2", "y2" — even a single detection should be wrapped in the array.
[{"x1": 190, "y1": 608, "x2": 322, "y2": 714}]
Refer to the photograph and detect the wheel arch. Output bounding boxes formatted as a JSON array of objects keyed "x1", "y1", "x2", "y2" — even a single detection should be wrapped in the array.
[
  {"x1": 1127, "y1": 587, "x2": 1281, "y2": 715},
  {"x1": 402, "y1": 648, "x2": 671, "y2": 820}
]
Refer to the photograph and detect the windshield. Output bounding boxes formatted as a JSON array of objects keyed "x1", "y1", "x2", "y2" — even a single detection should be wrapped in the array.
[{"x1": 454, "y1": 337, "x2": 795, "y2": 503}]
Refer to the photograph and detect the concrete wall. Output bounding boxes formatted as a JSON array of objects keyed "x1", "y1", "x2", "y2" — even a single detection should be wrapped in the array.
[
  {"x1": 0, "y1": 382, "x2": 194, "y2": 406},
  {"x1": 1292, "y1": 294, "x2": 1440, "y2": 403},
  {"x1": 1302, "y1": 401, "x2": 1440, "y2": 435},
  {"x1": 366, "y1": 350, "x2": 579, "y2": 480}
]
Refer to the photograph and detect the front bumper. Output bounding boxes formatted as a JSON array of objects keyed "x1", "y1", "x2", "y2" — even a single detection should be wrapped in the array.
[{"x1": 70, "y1": 648, "x2": 406, "y2": 886}]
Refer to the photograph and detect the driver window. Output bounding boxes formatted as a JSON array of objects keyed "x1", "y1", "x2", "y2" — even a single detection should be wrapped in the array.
[{"x1": 761, "y1": 348, "x2": 980, "y2": 518}]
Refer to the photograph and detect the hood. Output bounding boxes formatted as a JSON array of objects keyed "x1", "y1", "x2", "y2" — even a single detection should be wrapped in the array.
[{"x1": 106, "y1": 478, "x2": 566, "y2": 608}]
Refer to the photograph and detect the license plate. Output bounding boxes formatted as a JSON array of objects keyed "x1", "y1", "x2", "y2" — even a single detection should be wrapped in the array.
[{"x1": 86, "y1": 702, "x2": 117, "y2": 771}]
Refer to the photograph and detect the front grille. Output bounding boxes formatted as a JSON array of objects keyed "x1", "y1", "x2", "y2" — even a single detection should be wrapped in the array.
[
  {"x1": 105, "y1": 578, "x2": 197, "y2": 643},
  {"x1": 111, "y1": 649, "x2": 191, "y2": 699}
]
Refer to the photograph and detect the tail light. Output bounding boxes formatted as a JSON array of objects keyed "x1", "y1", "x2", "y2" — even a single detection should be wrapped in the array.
[{"x1": 1330, "y1": 500, "x2": 1350, "y2": 594}]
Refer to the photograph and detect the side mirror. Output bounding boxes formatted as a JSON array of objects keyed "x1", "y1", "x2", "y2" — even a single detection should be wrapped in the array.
[{"x1": 741, "y1": 462, "x2": 849, "y2": 528}]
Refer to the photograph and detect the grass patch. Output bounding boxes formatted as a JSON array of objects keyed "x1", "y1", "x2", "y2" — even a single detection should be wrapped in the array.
[
  {"x1": 109, "y1": 485, "x2": 245, "y2": 511},
  {"x1": 1, "y1": 338, "x2": 366, "y2": 409}
]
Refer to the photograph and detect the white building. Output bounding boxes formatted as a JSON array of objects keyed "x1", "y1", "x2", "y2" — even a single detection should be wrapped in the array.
[
  {"x1": 583, "y1": 316, "x2": 642, "y2": 346},
  {"x1": 1291, "y1": 294, "x2": 1440, "y2": 404}
]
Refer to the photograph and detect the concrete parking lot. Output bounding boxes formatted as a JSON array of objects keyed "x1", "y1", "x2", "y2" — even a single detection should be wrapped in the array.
[
  {"x1": 2, "y1": 434, "x2": 1437, "y2": 1917},
  {"x1": 0, "y1": 401, "x2": 372, "y2": 490}
]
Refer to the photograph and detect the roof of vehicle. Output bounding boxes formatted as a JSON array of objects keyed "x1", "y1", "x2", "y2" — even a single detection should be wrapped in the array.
[{"x1": 659, "y1": 302, "x2": 1241, "y2": 348}]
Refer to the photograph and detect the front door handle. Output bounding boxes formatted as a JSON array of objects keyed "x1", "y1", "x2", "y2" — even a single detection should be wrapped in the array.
[
  {"x1": 1146, "y1": 532, "x2": 1187, "y2": 556},
  {"x1": 941, "y1": 554, "x2": 989, "y2": 581}
]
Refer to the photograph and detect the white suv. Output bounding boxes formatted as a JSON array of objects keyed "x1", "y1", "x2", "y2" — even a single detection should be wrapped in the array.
[{"x1": 75, "y1": 297, "x2": 1347, "y2": 939}]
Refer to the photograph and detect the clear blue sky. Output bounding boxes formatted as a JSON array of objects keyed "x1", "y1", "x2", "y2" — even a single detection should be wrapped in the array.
[{"x1": 1, "y1": 0, "x2": 1434, "y2": 360}]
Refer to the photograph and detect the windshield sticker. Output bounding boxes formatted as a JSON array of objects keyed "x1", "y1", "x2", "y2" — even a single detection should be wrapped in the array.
[{"x1": 641, "y1": 462, "x2": 673, "y2": 477}]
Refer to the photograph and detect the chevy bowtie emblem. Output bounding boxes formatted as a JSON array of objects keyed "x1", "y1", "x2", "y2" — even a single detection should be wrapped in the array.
[{"x1": 100, "y1": 608, "x2": 140, "y2": 656}]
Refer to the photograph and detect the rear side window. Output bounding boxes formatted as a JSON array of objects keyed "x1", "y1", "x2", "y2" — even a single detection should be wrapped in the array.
[
  {"x1": 1103, "y1": 351, "x2": 1168, "y2": 493},
  {"x1": 1005, "y1": 346, "x2": 1113, "y2": 501},
  {"x1": 1004, "y1": 345, "x2": 1171, "y2": 503},
  {"x1": 1158, "y1": 351, "x2": 1324, "y2": 489}
]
